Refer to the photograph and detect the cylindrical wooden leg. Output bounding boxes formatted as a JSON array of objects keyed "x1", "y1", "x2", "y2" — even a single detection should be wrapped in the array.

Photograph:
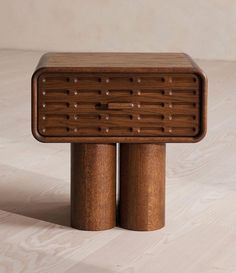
[
  {"x1": 119, "y1": 144, "x2": 165, "y2": 231},
  {"x1": 71, "y1": 143, "x2": 116, "y2": 231}
]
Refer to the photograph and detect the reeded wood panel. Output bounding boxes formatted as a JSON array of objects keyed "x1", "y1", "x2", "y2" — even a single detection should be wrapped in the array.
[{"x1": 32, "y1": 72, "x2": 205, "y2": 143}]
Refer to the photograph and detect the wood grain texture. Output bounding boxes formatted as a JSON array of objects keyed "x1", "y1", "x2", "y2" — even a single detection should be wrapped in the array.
[
  {"x1": 32, "y1": 53, "x2": 207, "y2": 143},
  {"x1": 36, "y1": 73, "x2": 202, "y2": 140},
  {"x1": 119, "y1": 144, "x2": 165, "y2": 231},
  {"x1": 71, "y1": 143, "x2": 116, "y2": 231},
  {"x1": 0, "y1": 50, "x2": 235, "y2": 273},
  {"x1": 36, "y1": 53, "x2": 196, "y2": 70}
]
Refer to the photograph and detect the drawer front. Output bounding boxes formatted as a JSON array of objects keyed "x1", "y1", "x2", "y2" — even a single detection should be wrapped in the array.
[{"x1": 34, "y1": 72, "x2": 205, "y2": 142}]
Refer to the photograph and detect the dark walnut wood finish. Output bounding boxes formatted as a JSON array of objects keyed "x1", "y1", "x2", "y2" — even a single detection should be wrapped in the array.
[
  {"x1": 32, "y1": 53, "x2": 207, "y2": 231},
  {"x1": 71, "y1": 144, "x2": 116, "y2": 230},
  {"x1": 32, "y1": 53, "x2": 207, "y2": 143},
  {"x1": 119, "y1": 144, "x2": 165, "y2": 231}
]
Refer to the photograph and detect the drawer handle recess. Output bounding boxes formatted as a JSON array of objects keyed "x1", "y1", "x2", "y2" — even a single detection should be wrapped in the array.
[{"x1": 107, "y1": 102, "x2": 134, "y2": 110}]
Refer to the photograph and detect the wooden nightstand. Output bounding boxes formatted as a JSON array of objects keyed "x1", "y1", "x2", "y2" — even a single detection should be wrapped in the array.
[{"x1": 32, "y1": 53, "x2": 207, "y2": 231}]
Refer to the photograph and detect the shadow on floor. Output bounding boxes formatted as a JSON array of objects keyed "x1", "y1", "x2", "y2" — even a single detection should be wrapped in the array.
[{"x1": 0, "y1": 163, "x2": 70, "y2": 226}]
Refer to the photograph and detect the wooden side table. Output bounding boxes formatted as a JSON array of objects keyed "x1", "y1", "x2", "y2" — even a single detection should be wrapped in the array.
[{"x1": 32, "y1": 53, "x2": 207, "y2": 231}]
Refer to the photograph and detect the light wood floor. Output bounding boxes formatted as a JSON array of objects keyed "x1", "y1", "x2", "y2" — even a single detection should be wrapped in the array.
[{"x1": 0, "y1": 49, "x2": 235, "y2": 273}]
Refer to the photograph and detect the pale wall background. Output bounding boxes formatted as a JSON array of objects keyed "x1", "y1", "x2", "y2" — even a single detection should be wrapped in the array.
[{"x1": 0, "y1": 0, "x2": 235, "y2": 60}]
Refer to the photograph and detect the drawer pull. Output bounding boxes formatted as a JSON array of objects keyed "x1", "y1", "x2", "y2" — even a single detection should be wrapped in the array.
[{"x1": 107, "y1": 102, "x2": 134, "y2": 110}]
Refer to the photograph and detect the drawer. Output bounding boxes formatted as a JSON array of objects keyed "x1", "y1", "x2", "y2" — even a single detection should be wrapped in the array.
[{"x1": 32, "y1": 72, "x2": 206, "y2": 143}]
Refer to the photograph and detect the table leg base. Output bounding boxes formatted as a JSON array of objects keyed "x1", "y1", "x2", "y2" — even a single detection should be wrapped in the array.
[
  {"x1": 118, "y1": 144, "x2": 165, "y2": 231},
  {"x1": 71, "y1": 143, "x2": 116, "y2": 231}
]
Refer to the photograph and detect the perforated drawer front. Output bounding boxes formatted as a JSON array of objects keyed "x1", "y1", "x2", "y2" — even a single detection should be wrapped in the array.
[{"x1": 34, "y1": 72, "x2": 204, "y2": 141}]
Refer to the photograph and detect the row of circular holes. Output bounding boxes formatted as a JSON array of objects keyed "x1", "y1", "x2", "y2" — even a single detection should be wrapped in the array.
[
  {"x1": 42, "y1": 102, "x2": 197, "y2": 109},
  {"x1": 42, "y1": 90, "x2": 198, "y2": 96},
  {"x1": 42, "y1": 113, "x2": 196, "y2": 121},
  {"x1": 42, "y1": 127, "x2": 197, "y2": 134},
  {"x1": 42, "y1": 77, "x2": 198, "y2": 84}
]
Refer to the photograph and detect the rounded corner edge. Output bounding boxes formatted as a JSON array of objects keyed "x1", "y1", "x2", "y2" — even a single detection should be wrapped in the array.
[
  {"x1": 31, "y1": 126, "x2": 47, "y2": 143},
  {"x1": 194, "y1": 69, "x2": 208, "y2": 86},
  {"x1": 192, "y1": 128, "x2": 207, "y2": 143},
  {"x1": 194, "y1": 68, "x2": 208, "y2": 144},
  {"x1": 31, "y1": 66, "x2": 49, "y2": 144},
  {"x1": 31, "y1": 67, "x2": 47, "y2": 84},
  {"x1": 182, "y1": 52, "x2": 191, "y2": 59}
]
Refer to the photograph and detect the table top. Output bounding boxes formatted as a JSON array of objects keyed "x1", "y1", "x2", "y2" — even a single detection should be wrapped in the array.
[{"x1": 36, "y1": 53, "x2": 199, "y2": 73}]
